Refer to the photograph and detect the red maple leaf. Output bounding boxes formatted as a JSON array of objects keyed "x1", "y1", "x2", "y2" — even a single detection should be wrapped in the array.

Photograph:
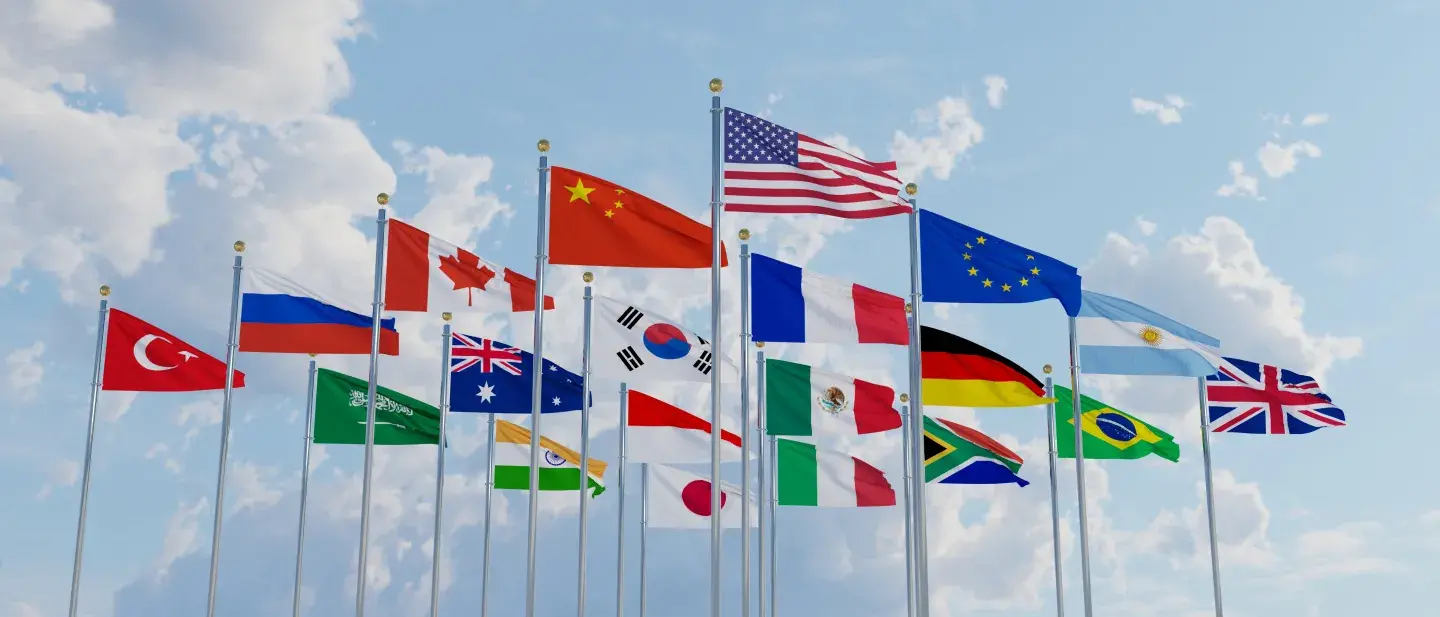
[{"x1": 437, "y1": 252, "x2": 496, "y2": 306}]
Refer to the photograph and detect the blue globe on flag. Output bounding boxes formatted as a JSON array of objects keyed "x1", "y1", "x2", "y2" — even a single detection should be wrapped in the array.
[
  {"x1": 1095, "y1": 412, "x2": 1139, "y2": 444},
  {"x1": 642, "y1": 322, "x2": 692, "y2": 359}
]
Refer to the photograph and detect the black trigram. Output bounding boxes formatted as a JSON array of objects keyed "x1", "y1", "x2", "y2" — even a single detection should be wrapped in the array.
[
  {"x1": 618, "y1": 307, "x2": 643, "y2": 329},
  {"x1": 692, "y1": 350, "x2": 713, "y2": 375},
  {"x1": 618, "y1": 346, "x2": 645, "y2": 371},
  {"x1": 696, "y1": 335, "x2": 708, "y2": 346}
]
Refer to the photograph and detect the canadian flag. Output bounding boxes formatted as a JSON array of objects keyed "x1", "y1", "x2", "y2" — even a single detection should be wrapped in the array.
[
  {"x1": 384, "y1": 219, "x2": 556, "y2": 313},
  {"x1": 625, "y1": 389, "x2": 746, "y2": 463}
]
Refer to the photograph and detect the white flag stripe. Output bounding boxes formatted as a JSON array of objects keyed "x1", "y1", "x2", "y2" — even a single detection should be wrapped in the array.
[
  {"x1": 646, "y1": 464, "x2": 757, "y2": 529},
  {"x1": 814, "y1": 447, "x2": 860, "y2": 507},
  {"x1": 1076, "y1": 317, "x2": 1221, "y2": 356},
  {"x1": 799, "y1": 270, "x2": 859, "y2": 343},
  {"x1": 624, "y1": 425, "x2": 747, "y2": 463}
]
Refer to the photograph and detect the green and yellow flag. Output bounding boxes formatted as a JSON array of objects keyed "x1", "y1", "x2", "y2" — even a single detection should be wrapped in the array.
[{"x1": 1054, "y1": 386, "x2": 1178, "y2": 462}]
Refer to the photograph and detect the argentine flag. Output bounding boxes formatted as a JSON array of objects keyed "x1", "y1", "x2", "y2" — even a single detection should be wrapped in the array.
[{"x1": 1076, "y1": 291, "x2": 1221, "y2": 377}]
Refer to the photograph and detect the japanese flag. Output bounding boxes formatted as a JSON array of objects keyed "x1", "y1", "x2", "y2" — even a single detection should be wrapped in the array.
[{"x1": 645, "y1": 464, "x2": 757, "y2": 529}]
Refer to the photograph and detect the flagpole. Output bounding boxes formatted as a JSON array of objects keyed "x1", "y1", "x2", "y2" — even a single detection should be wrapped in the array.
[
  {"x1": 1066, "y1": 319, "x2": 1096, "y2": 617},
  {"x1": 67, "y1": 285, "x2": 111, "y2": 617},
  {"x1": 577, "y1": 272, "x2": 596, "y2": 617},
  {"x1": 615, "y1": 382, "x2": 629, "y2": 617},
  {"x1": 430, "y1": 314, "x2": 454, "y2": 617},
  {"x1": 205, "y1": 240, "x2": 246, "y2": 617},
  {"x1": 638, "y1": 462, "x2": 650, "y2": 617},
  {"x1": 1042, "y1": 369, "x2": 1065, "y2": 617},
  {"x1": 1197, "y1": 378, "x2": 1225, "y2": 617},
  {"x1": 525, "y1": 139, "x2": 553, "y2": 617},
  {"x1": 899, "y1": 395, "x2": 916, "y2": 617},
  {"x1": 738, "y1": 230, "x2": 753, "y2": 617},
  {"x1": 292, "y1": 354, "x2": 319, "y2": 617},
  {"x1": 356, "y1": 198, "x2": 390, "y2": 617},
  {"x1": 706, "y1": 76, "x2": 726, "y2": 617},
  {"x1": 755, "y1": 345, "x2": 767, "y2": 617},
  {"x1": 902, "y1": 185, "x2": 931, "y2": 617},
  {"x1": 479, "y1": 406, "x2": 497, "y2": 617}
]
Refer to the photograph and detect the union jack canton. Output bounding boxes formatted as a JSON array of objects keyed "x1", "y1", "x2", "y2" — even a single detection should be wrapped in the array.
[{"x1": 1205, "y1": 356, "x2": 1346, "y2": 435}]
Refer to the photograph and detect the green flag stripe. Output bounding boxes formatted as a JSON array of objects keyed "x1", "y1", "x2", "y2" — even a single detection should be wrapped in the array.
[
  {"x1": 775, "y1": 439, "x2": 818, "y2": 506},
  {"x1": 493, "y1": 466, "x2": 604, "y2": 495},
  {"x1": 765, "y1": 359, "x2": 815, "y2": 436}
]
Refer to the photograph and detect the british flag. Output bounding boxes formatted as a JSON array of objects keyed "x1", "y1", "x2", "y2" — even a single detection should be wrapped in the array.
[
  {"x1": 1205, "y1": 356, "x2": 1346, "y2": 435},
  {"x1": 450, "y1": 333, "x2": 523, "y2": 375}
]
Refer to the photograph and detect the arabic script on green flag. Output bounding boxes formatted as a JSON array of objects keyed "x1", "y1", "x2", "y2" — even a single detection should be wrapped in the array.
[{"x1": 313, "y1": 368, "x2": 441, "y2": 446}]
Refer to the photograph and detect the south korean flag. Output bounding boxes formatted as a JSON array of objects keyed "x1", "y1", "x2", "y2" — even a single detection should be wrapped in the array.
[{"x1": 592, "y1": 295, "x2": 737, "y2": 384}]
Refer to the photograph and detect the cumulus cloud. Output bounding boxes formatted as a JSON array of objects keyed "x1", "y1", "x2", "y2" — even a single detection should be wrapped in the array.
[
  {"x1": 1256, "y1": 140, "x2": 1322, "y2": 178},
  {"x1": 983, "y1": 75, "x2": 1008, "y2": 109},
  {"x1": 1216, "y1": 161, "x2": 1260, "y2": 200},
  {"x1": 1131, "y1": 95, "x2": 1187, "y2": 125},
  {"x1": 1300, "y1": 113, "x2": 1330, "y2": 126},
  {"x1": 4, "y1": 341, "x2": 45, "y2": 401},
  {"x1": 891, "y1": 97, "x2": 985, "y2": 183}
]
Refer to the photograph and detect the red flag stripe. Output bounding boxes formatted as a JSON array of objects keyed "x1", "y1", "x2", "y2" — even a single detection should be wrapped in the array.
[{"x1": 627, "y1": 390, "x2": 743, "y2": 448}]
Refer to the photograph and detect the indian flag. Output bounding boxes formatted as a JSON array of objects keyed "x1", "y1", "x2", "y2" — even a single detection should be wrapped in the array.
[
  {"x1": 493, "y1": 420, "x2": 607, "y2": 496},
  {"x1": 775, "y1": 438, "x2": 895, "y2": 507}
]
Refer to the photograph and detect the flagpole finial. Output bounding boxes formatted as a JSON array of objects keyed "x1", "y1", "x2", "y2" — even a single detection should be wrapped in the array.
[
  {"x1": 1043, "y1": 364, "x2": 1053, "y2": 374},
  {"x1": 905, "y1": 302, "x2": 913, "y2": 314},
  {"x1": 442, "y1": 312, "x2": 453, "y2": 322},
  {"x1": 709, "y1": 78, "x2": 723, "y2": 93},
  {"x1": 738, "y1": 228, "x2": 750, "y2": 241},
  {"x1": 377, "y1": 192, "x2": 390, "y2": 206},
  {"x1": 754, "y1": 341, "x2": 765, "y2": 348},
  {"x1": 537, "y1": 139, "x2": 550, "y2": 153},
  {"x1": 99, "y1": 285, "x2": 110, "y2": 297},
  {"x1": 309, "y1": 353, "x2": 317, "y2": 358},
  {"x1": 583, "y1": 272, "x2": 594, "y2": 283},
  {"x1": 233, "y1": 240, "x2": 246, "y2": 253},
  {"x1": 905, "y1": 183, "x2": 918, "y2": 196},
  {"x1": 899, "y1": 393, "x2": 909, "y2": 403}
]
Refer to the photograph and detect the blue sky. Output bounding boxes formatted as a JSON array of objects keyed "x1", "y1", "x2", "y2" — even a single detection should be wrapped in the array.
[{"x1": 2, "y1": 1, "x2": 1437, "y2": 617}]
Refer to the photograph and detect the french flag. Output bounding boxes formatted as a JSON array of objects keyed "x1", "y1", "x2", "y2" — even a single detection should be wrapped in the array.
[
  {"x1": 750, "y1": 253, "x2": 908, "y2": 345},
  {"x1": 239, "y1": 268, "x2": 399, "y2": 355}
]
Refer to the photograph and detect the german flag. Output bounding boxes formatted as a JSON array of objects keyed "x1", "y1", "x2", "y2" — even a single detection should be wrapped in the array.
[{"x1": 920, "y1": 326, "x2": 1055, "y2": 407}]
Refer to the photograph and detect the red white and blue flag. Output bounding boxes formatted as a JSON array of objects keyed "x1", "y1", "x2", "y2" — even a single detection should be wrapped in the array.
[
  {"x1": 448, "y1": 333, "x2": 584, "y2": 414},
  {"x1": 592, "y1": 295, "x2": 737, "y2": 383},
  {"x1": 722, "y1": 107, "x2": 910, "y2": 219},
  {"x1": 1205, "y1": 356, "x2": 1346, "y2": 435},
  {"x1": 240, "y1": 267, "x2": 398, "y2": 355}
]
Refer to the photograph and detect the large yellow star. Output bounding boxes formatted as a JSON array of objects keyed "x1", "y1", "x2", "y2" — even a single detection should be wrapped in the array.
[
  {"x1": 605, "y1": 209, "x2": 616, "y2": 218},
  {"x1": 565, "y1": 179, "x2": 596, "y2": 203},
  {"x1": 962, "y1": 252, "x2": 971, "y2": 261},
  {"x1": 967, "y1": 267, "x2": 978, "y2": 276},
  {"x1": 614, "y1": 200, "x2": 625, "y2": 209},
  {"x1": 1030, "y1": 267, "x2": 1040, "y2": 276},
  {"x1": 982, "y1": 279, "x2": 993, "y2": 288},
  {"x1": 976, "y1": 236, "x2": 987, "y2": 245}
]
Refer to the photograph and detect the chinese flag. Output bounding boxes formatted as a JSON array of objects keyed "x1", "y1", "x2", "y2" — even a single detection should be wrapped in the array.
[
  {"x1": 548, "y1": 167, "x2": 728, "y2": 268},
  {"x1": 103, "y1": 309, "x2": 245, "y2": 392}
]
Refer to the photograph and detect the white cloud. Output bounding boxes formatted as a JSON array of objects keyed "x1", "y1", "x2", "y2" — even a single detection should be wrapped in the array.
[
  {"x1": 891, "y1": 97, "x2": 985, "y2": 183},
  {"x1": 1135, "y1": 217, "x2": 1157, "y2": 237},
  {"x1": 821, "y1": 134, "x2": 868, "y2": 160},
  {"x1": 28, "y1": 0, "x2": 114, "y2": 44},
  {"x1": 1282, "y1": 522, "x2": 1401, "y2": 586},
  {"x1": 4, "y1": 341, "x2": 45, "y2": 401},
  {"x1": 228, "y1": 461, "x2": 284, "y2": 514},
  {"x1": 33, "y1": 457, "x2": 80, "y2": 500},
  {"x1": 983, "y1": 75, "x2": 1008, "y2": 109},
  {"x1": 1300, "y1": 113, "x2": 1330, "y2": 127},
  {"x1": 2, "y1": 601, "x2": 44, "y2": 617},
  {"x1": 1216, "y1": 160, "x2": 1260, "y2": 200},
  {"x1": 1257, "y1": 140, "x2": 1322, "y2": 178},
  {"x1": 154, "y1": 498, "x2": 209, "y2": 579},
  {"x1": 1131, "y1": 95, "x2": 1187, "y2": 125}
]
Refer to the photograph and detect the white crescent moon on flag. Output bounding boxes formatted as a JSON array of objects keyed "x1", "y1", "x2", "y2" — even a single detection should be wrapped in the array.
[{"x1": 133, "y1": 334, "x2": 177, "y2": 371}]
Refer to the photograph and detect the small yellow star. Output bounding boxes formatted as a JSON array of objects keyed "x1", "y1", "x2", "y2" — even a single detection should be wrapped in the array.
[
  {"x1": 976, "y1": 236, "x2": 987, "y2": 245},
  {"x1": 614, "y1": 200, "x2": 625, "y2": 209},
  {"x1": 965, "y1": 242, "x2": 973, "y2": 250},
  {"x1": 1001, "y1": 283, "x2": 1012, "y2": 292},
  {"x1": 967, "y1": 267, "x2": 978, "y2": 276},
  {"x1": 604, "y1": 209, "x2": 615, "y2": 218},
  {"x1": 1030, "y1": 267, "x2": 1040, "y2": 276},
  {"x1": 982, "y1": 279, "x2": 993, "y2": 288},
  {"x1": 566, "y1": 179, "x2": 596, "y2": 203},
  {"x1": 1019, "y1": 277, "x2": 1030, "y2": 287},
  {"x1": 615, "y1": 188, "x2": 625, "y2": 195},
  {"x1": 962, "y1": 252, "x2": 972, "y2": 261},
  {"x1": 1026, "y1": 254, "x2": 1035, "y2": 260}
]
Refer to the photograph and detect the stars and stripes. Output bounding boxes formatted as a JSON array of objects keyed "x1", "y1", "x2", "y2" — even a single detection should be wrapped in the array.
[
  {"x1": 722, "y1": 107, "x2": 911, "y2": 219},
  {"x1": 1205, "y1": 356, "x2": 1346, "y2": 435},
  {"x1": 451, "y1": 333, "x2": 523, "y2": 375}
]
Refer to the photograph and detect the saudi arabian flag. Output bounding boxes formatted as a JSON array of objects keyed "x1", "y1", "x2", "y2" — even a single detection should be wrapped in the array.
[
  {"x1": 493, "y1": 420, "x2": 607, "y2": 497},
  {"x1": 1054, "y1": 386, "x2": 1179, "y2": 462},
  {"x1": 313, "y1": 369, "x2": 440, "y2": 446},
  {"x1": 775, "y1": 438, "x2": 895, "y2": 507}
]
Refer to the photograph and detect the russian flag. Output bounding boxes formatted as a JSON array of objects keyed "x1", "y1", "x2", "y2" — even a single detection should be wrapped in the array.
[
  {"x1": 750, "y1": 253, "x2": 908, "y2": 345},
  {"x1": 240, "y1": 268, "x2": 399, "y2": 355}
]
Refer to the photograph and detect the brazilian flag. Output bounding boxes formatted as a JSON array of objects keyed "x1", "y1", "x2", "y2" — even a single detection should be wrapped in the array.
[{"x1": 1054, "y1": 386, "x2": 1179, "y2": 462}]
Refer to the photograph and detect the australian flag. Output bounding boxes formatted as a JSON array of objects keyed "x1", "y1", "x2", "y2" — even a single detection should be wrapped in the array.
[
  {"x1": 1205, "y1": 356, "x2": 1345, "y2": 435},
  {"x1": 448, "y1": 332, "x2": 587, "y2": 414}
]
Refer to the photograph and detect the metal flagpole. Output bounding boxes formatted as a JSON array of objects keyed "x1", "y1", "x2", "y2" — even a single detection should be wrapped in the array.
[
  {"x1": 902, "y1": 185, "x2": 930, "y2": 617},
  {"x1": 738, "y1": 231, "x2": 753, "y2": 617},
  {"x1": 430, "y1": 315, "x2": 454, "y2": 617},
  {"x1": 479, "y1": 407, "x2": 497, "y2": 617},
  {"x1": 899, "y1": 397, "x2": 916, "y2": 617},
  {"x1": 615, "y1": 382, "x2": 629, "y2": 617},
  {"x1": 525, "y1": 139, "x2": 554, "y2": 617},
  {"x1": 755, "y1": 345, "x2": 767, "y2": 617},
  {"x1": 638, "y1": 462, "x2": 650, "y2": 617},
  {"x1": 1198, "y1": 378, "x2": 1226, "y2": 617},
  {"x1": 766, "y1": 431, "x2": 777, "y2": 617},
  {"x1": 67, "y1": 285, "x2": 111, "y2": 617},
  {"x1": 706, "y1": 76, "x2": 726, "y2": 617},
  {"x1": 1042, "y1": 369, "x2": 1065, "y2": 617},
  {"x1": 1065, "y1": 319, "x2": 1096, "y2": 617},
  {"x1": 577, "y1": 273, "x2": 596, "y2": 617},
  {"x1": 293, "y1": 355, "x2": 320, "y2": 617},
  {"x1": 205, "y1": 240, "x2": 247, "y2": 617},
  {"x1": 356, "y1": 198, "x2": 390, "y2": 617}
]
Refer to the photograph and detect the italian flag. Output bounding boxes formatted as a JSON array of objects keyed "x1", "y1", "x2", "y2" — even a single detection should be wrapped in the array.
[
  {"x1": 765, "y1": 358, "x2": 902, "y2": 436},
  {"x1": 493, "y1": 420, "x2": 607, "y2": 496},
  {"x1": 775, "y1": 439, "x2": 895, "y2": 507}
]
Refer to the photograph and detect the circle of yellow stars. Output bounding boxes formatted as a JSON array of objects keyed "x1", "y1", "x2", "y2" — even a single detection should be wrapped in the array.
[
  {"x1": 962, "y1": 235, "x2": 1042, "y2": 293},
  {"x1": 565, "y1": 178, "x2": 628, "y2": 219}
]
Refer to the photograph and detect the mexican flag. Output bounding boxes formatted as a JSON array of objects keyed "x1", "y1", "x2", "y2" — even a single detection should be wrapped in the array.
[
  {"x1": 493, "y1": 420, "x2": 607, "y2": 496},
  {"x1": 775, "y1": 438, "x2": 895, "y2": 507},
  {"x1": 764, "y1": 358, "x2": 902, "y2": 436}
]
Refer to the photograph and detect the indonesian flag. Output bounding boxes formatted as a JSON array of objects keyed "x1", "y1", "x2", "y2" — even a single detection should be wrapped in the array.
[
  {"x1": 384, "y1": 219, "x2": 555, "y2": 313},
  {"x1": 625, "y1": 389, "x2": 745, "y2": 463}
]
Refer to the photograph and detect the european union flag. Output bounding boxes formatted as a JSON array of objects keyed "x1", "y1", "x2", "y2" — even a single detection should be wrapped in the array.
[
  {"x1": 918, "y1": 209, "x2": 1082, "y2": 317},
  {"x1": 448, "y1": 332, "x2": 587, "y2": 414}
]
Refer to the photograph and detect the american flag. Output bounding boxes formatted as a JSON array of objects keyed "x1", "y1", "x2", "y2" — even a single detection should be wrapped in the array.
[
  {"x1": 450, "y1": 333, "x2": 523, "y2": 375},
  {"x1": 722, "y1": 107, "x2": 911, "y2": 219},
  {"x1": 1205, "y1": 356, "x2": 1346, "y2": 435}
]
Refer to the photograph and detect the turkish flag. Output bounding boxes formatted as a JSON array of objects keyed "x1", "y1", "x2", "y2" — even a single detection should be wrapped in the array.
[{"x1": 102, "y1": 309, "x2": 245, "y2": 392}]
